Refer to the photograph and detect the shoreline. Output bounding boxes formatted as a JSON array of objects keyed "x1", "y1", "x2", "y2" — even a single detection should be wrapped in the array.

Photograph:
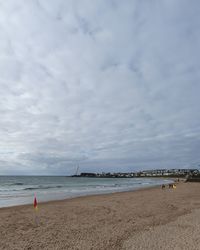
[
  {"x1": 1, "y1": 181, "x2": 199, "y2": 250},
  {"x1": 0, "y1": 183, "x2": 161, "y2": 211},
  {"x1": 0, "y1": 177, "x2": 174, "y2": 210}
]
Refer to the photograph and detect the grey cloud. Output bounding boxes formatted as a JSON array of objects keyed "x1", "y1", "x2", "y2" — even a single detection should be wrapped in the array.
[{"x1": 0, "y1": 0, "x2": 199, "y2": 174}]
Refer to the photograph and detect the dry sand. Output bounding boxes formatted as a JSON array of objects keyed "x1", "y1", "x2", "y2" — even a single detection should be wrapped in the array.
[{"x1": 0, "y1": 182, "x2": 200, "y2": 250}]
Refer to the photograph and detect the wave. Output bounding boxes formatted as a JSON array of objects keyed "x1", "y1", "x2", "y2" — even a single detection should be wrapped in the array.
[
  {"x1": 24, "y1": 185, "x2": 63, "y2": 191},
  {"x1": 0, "y1": 185, "x2": 64, "y2": 192},
  {"x1": 4, "y1": 182, "x2": 24, "y2": 186}
]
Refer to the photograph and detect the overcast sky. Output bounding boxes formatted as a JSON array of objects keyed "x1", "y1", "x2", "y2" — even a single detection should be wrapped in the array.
[{"x1": 0, "y1": 0, "x2": 199, "y2": 175}]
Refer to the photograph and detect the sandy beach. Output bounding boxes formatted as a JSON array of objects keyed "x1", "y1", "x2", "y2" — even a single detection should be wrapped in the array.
[{"x1": 0, "y1": 181, "x2": 200, "y2": 250}]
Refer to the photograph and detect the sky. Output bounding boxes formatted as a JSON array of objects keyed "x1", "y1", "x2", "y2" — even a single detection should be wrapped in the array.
[{"x1": 0, "y1": 0, "x2": 200, "y2": 175}]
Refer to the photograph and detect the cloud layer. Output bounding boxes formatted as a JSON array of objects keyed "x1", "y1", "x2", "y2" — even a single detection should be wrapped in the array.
[{"x1": 0, "y1": 0, "x2": 200, "y2": 174}]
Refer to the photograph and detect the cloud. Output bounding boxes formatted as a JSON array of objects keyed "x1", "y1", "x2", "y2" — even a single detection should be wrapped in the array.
[{"x1": 0, "y1": 0, "x2": 199, "y2": 174}]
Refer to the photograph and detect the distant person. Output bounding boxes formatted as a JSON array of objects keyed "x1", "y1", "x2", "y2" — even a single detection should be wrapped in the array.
[
  {"x1": 173, "y1": 184, "x2": 176, "y2": 189},
  {"x1": 162, "y1": 184, "x2": 165, "y2": 189}
]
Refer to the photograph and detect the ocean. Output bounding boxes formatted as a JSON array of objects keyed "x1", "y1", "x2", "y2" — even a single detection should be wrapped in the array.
[{"x1": 0, "y1": 176, "x2": 172, "y2": 207}]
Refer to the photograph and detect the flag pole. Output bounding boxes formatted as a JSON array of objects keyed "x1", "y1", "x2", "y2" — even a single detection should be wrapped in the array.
[{"x1": 34, "y1": 194, "x2": 39, "y2": 226}]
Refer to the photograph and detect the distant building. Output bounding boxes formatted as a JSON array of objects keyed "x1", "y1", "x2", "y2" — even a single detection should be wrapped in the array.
[{"x1": 71, "y1": 168, "x2": 200, "y2": 178}]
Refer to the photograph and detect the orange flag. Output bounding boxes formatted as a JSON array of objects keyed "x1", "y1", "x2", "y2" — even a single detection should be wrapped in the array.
[{"x1": 34, "y1": 196, "x2": 38, "y2": 211}]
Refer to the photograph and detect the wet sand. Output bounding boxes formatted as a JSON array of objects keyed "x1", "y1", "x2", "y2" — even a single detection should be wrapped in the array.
[{"x1": 0, "y1": 182, "x2": 200, "y2": 250}]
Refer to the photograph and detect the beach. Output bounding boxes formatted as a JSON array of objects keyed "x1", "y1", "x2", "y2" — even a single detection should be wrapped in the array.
[{"x1": 0, "y1": 181, "x2": 200, "y2": 250}]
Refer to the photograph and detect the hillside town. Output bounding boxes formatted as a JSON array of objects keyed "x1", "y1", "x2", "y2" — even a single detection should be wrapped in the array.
[{"x1": 72, "y1": 168, "x2": 200, "y2": 179}]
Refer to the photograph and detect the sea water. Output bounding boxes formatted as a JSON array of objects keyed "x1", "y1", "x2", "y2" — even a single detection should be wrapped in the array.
[{"x1": 0, "y1": 176, "x2": 172, "y2": 207}]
